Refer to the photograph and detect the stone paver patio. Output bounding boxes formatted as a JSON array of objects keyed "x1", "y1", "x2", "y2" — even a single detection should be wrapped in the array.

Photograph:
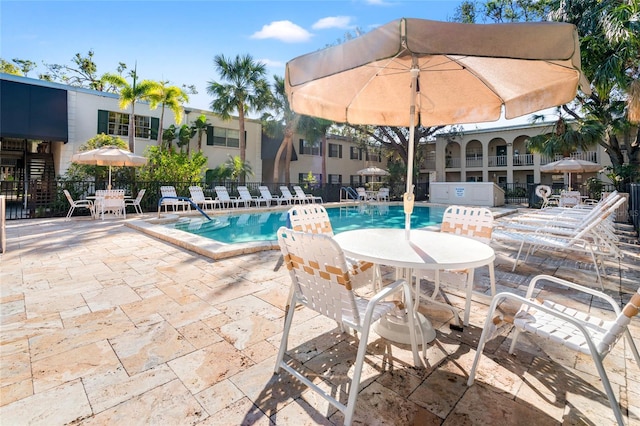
[{"x1": 1, "y1": 209, "x2": 639, "y2": 425}]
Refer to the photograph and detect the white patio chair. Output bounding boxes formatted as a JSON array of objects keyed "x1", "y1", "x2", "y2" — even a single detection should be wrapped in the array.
[
  {"x1": 376, "y1": 187, "x2": 390, "y2": 202},
  {"x1": 492, "y1": 196, "x2": 626, "y2": 289},
  {"x1": 279, "y1": 186, "x2": 303, "y2": 204},
  {"x1": 160, "y1": 186, "x2": 190, "y2": 212},
  {"x1": 293, "y1": 185, "x2": 323, "y2": 203},
  {"x1": 258, "y1": 185, "x2": 286, "y2": 206},
  {"x1": 468, "y1": 274, "x2": 640, "y2": 426},
  {"x1": 237, "y1": 185, "x2": 267, "y2": 207},
  {"x1": 355, "y1": 187, "x2": 368, "y2": 201},
  {"x1": 63, "y1": 189, "x2": 94, "y2": 220},
  {"x1": 559, "y1": 190, "x2": 582, "y2": 207},
  {"x1": 99, "y1": 189, "x2": 126, "y2": 220},
  {"x1": 419, "y1": 205, "x2": 496, "y2": 327},
  {"x1": 276, "y1": 227, "x2": 420, "y2": 426},
  {"x1": 124, "y1": 188, "x2": 146, "y2": 215},
  {"x1": 189, "y1": 186, "x2": 217, "y2": 211},
  {"x1": 287, "y1": 204, "x2": 375, "y2": 290},
  {"x1": 214, "y1": 186, "x2": 239, "y2": 208}
]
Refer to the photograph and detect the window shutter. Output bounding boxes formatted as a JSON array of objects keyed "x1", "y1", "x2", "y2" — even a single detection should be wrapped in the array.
[
  {"x1": 150, "y1": 117, "x2": 159, "y2": 140},
  {"x1": 339, "y1": 145, "x2": 343, "y2": 158},
  {"x1": 97, "y1": 110, "x2": 108, "y2": 134},
  {"x1": 299, "y1": 139, "x2": 304, "y2": 153},
  {"x1": 206, "y1": 126, "x2": 213, "y2": 146}
]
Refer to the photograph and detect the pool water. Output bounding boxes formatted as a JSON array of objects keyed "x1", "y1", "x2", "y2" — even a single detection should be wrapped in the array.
[{"x1": 171, "y1": 205, "x2": 446, "y2": 244}]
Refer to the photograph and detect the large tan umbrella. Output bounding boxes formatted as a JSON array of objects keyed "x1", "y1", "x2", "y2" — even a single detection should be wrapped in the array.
[
  {"x1": 285, "y1": 18, "x2": 590, "y2": 238},
  {"x1": 71, "y1": 146, "x2": 148, "y2": 190},
  {"x1": 540, "y1": 157, "x2": 602, "y2": 189}
]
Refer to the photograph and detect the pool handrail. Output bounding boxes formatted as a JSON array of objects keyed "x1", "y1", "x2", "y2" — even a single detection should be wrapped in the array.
[
  {"x1": 157, "y1": 196, "x2": 212, "y2": 221},
  {"x1": 340, "y1": 186, "x2": 360, "y2": 202}
]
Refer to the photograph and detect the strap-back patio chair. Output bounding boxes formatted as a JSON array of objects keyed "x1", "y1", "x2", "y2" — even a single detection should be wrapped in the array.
[
  {"x1": 468, "y1": 274, "x2": 640, "y2": 426},
  {"x1": 276, "y1": 227, "x2": 420, "y2": 426}
]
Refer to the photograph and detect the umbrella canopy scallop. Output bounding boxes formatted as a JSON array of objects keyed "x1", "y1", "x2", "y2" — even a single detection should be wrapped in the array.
[{"x1": 71, "y1": 146, "x2": 148, "y2": 189}]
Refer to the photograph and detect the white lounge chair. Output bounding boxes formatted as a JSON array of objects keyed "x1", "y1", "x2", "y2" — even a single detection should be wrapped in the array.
[
  {"x1": 258, "y1": 186, "x2": 286, "y2": 206},
  {"x1": 293, "y1": 185, "x2": 323, "y2": 203},
  {"x1": 214, "y1": 186, "x2": 239, "y2": 208},
  {"x1": 237, "y1": 186, "x2": 267, "y2": 207},
  {"x1": 160, "y1": 186, "x2": 190, "y2": 212},
  {"x1": 468, "y1": 275, "x2": 640, "y2": 426},
  {"x1": 63, "y1": 189, "x2": 94, "y2": 220},
  {"x1": 279, "y1": 186, "x2": 304, "y2": 204},
  {"x1": 492, "y1": 196, "x2": 626, "y2": 289},
  {"x1": 189, "y1": 186, "x2": 217, "y2": 211},
  {"x1": 275, "y1": 227, "x2": 420, "y2": 426},
  {"x1": 124, "y1": 188, "x2": 146, "y2": 215},
  {"x1": 419, "y1": 205, "x2": 496, "y2": 327}
]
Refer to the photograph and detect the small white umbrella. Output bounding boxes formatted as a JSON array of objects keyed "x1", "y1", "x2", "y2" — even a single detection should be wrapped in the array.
[
  {"x1": 71, "y1": 146, "x2": 148, "y2": 190},
  {"x1": 540, "y1": 157, "x2": 602, "y2": 189},
  {"x1": 356, "y1": 167, "x2": 390, "y2": 177}
]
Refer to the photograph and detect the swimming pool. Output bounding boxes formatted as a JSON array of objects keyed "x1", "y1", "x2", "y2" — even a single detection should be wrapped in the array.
[{"x1": 171, "y1": 204, "x2": 446, "y2": 244}]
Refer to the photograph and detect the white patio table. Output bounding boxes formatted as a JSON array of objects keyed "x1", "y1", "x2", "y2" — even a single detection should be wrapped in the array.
[{"x1": 333, "y1": 228, "x2": 495, "y2": 344}]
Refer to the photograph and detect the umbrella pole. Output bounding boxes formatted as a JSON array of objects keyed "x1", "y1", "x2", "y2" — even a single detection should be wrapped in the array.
[
  {"x1": 108, "y1": 166, "x2": 112, "y2": 190},
  {"x1": 404, "y1": 66, "x2": 419, "y2": 240}
]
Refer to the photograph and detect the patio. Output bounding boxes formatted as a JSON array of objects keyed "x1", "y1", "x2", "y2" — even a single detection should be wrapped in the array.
[{"x1": 1, "y1": 211, "x2": 638, "y2": 425}]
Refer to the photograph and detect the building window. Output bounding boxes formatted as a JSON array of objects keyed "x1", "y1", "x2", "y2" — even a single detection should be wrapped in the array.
[
  {"x1": 350, "y1": 175, "x2": 362, "y2": 185},
  {"x1": 98, "y1": 110, "x2": 158, "y2": 140},
  {"x1": 206, "y1": 127, "x2": 240, "y2": 148},
  {"x1": 299, "y1": 139, "x2": 321, "y2": 156},
  {"x1": 328, "y1": 143, "x2": 342, "y2": 158},
  {"x1": 108, "y1": 112, "x2": 129, "y2": 136},
  {"x1": 350, "y1": 146, "x2": 361, "y2": 160},
  {"x1": 328, "y1": 174, "x2": 342, "y2": 184},
  {"x1": 366, "y1": 150, "x2": 381, "y2": 162}
]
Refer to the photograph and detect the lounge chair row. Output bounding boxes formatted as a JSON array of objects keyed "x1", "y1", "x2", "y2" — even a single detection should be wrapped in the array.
[{"x1": 160, "y1": 185, "x2": 323, "y2": 212}]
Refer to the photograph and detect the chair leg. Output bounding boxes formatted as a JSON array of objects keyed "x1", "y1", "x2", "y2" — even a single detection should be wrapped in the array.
[
  {"x1": 592, "y1": 355, "x2": 625, "y2": 426},
  {"x1": 508, "y1": 328, "x2": 522, "y2": 354},
  {"x1": 464, "y1": 269, "x2": 474, "y2": 326},
  {"x1": 66, "y1": 206, "x2": 74, "y2": 219},
  {"x1": 275, "y1": 293, "x2": 297, "y2": 374},
  {"x1": 467, "y1": 295, "x2": 503, "y2": 386}
]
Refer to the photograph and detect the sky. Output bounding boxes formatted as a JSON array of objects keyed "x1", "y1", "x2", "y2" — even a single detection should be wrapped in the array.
[{"x1": 1, "y1": 0, "x2": 463, "y2": 112}]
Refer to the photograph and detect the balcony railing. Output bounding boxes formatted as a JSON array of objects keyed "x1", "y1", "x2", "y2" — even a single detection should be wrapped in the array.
[
  {"x1": 488, "y1": 155, "x2": 507, "y2": 167},
  {"x1": 540, "y1": 151, "x2": 597, "y2": 165},
  {"x1": 513, "y1": 153, "x2": 534, "y2": 166},
  {"x1": 465, "y1": 157, "x2": 483, "y2": 168}
]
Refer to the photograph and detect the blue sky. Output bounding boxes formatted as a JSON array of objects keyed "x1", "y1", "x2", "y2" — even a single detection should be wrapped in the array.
[{"x1": 1, "y1": 0, "x2": 462, "y2": 111}]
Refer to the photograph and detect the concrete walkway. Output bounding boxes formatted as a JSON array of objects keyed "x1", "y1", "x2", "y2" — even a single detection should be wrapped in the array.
[{"x1": 1, "y1": 215, "x2": 638, "y2": 425}]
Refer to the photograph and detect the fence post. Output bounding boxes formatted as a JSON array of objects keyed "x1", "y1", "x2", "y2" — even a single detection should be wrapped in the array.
[{"x1": 1, "y1": 195, "x2": 6, "y2": 253}]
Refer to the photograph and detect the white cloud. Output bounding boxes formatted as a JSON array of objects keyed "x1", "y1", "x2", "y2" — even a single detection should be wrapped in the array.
[
  {"x1": 258, "y1": 58, "x2": 285, "y2": 69},
  {"x1": 312, "y1": 16, "x2": 353, "y2": 30},
  {"x1": 251, "y1": 20, "x2": 312, "y2": 43}
]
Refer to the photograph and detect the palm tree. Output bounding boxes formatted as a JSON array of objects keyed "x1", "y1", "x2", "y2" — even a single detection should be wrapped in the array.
[
  {"x1": 207, "y1": 54, "x2": 271, "y2": 183},
  {"x1": 262, "y1": 75, "x2": 299, "y2": 183},
  {"x1": 148, "y1": 81, "x2": 189, "y2": 147},
  {"x1": 102, "y1": 70, "x2": 157, "y2": 152},
  {"x1": 192, "y1": 114, "x2": 210, "y2": 152}
]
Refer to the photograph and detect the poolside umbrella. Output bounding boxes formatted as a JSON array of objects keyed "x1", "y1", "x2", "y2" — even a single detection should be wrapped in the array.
[
  {"x1": 356, "y1": 167, "x2": 390, "y2": 177},
  {"x1": 71, "y1": 146, "x2": 148, "y2": 190},
  {"x1": 285, "y1": 18, "x2": 589, "y2": 238},
  {"x1": 540, "y1": 157, "x2": 602, "y2": 189}
]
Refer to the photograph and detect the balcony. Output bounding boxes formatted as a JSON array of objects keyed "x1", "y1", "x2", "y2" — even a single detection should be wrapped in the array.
[{"x1": 540, "y1": 151, "x2": 598, "y2": 165}]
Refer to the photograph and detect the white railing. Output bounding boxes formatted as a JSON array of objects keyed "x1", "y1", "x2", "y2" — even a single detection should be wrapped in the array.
[{"x1": 540, "y1": 151, "x2": 597, "y2": 165}]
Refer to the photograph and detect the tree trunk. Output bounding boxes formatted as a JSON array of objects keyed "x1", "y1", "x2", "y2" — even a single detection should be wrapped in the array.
[
  {"x1": 238, "y1": 104, "x2": 246, "y2": 184},
  {"x1": 285, "y1": 137, "x2": 293, "y2": 184},
  {"x1": 273, "y1": 132, "x2": 290, "y2": 183},
  {"x1": 128, "y1": 104, "x2": 136, "y2": 152},
  {"x1": 321, "y1": 134, "x2": 327, "y2": 184},
  {"x1": 157, "y1": 104, "x2": 165, "y2": 146}
]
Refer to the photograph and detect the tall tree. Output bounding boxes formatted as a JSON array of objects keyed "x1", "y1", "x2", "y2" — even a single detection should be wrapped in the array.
[
  {"x1": 148, "y1": 81, "x2": 189, "y2": 147},
  {"x1": 262, "y1": 75, "x2": 299, "y2": 183},
  {"x1": 192, "y1": 114, "x2": 211, "y2": 152},
  {"x1": 298, "y1": 116, "x2": 333, "y2": 184},
  {"x1": 102, "y1": 69, "x2": 157, "y2": 152},
  {"x1": 548, "y1": 0, "x2": 639, "y2": 171},
  {"x1": 207, "y1": 54, "x2": 271, "y2": 183}
]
